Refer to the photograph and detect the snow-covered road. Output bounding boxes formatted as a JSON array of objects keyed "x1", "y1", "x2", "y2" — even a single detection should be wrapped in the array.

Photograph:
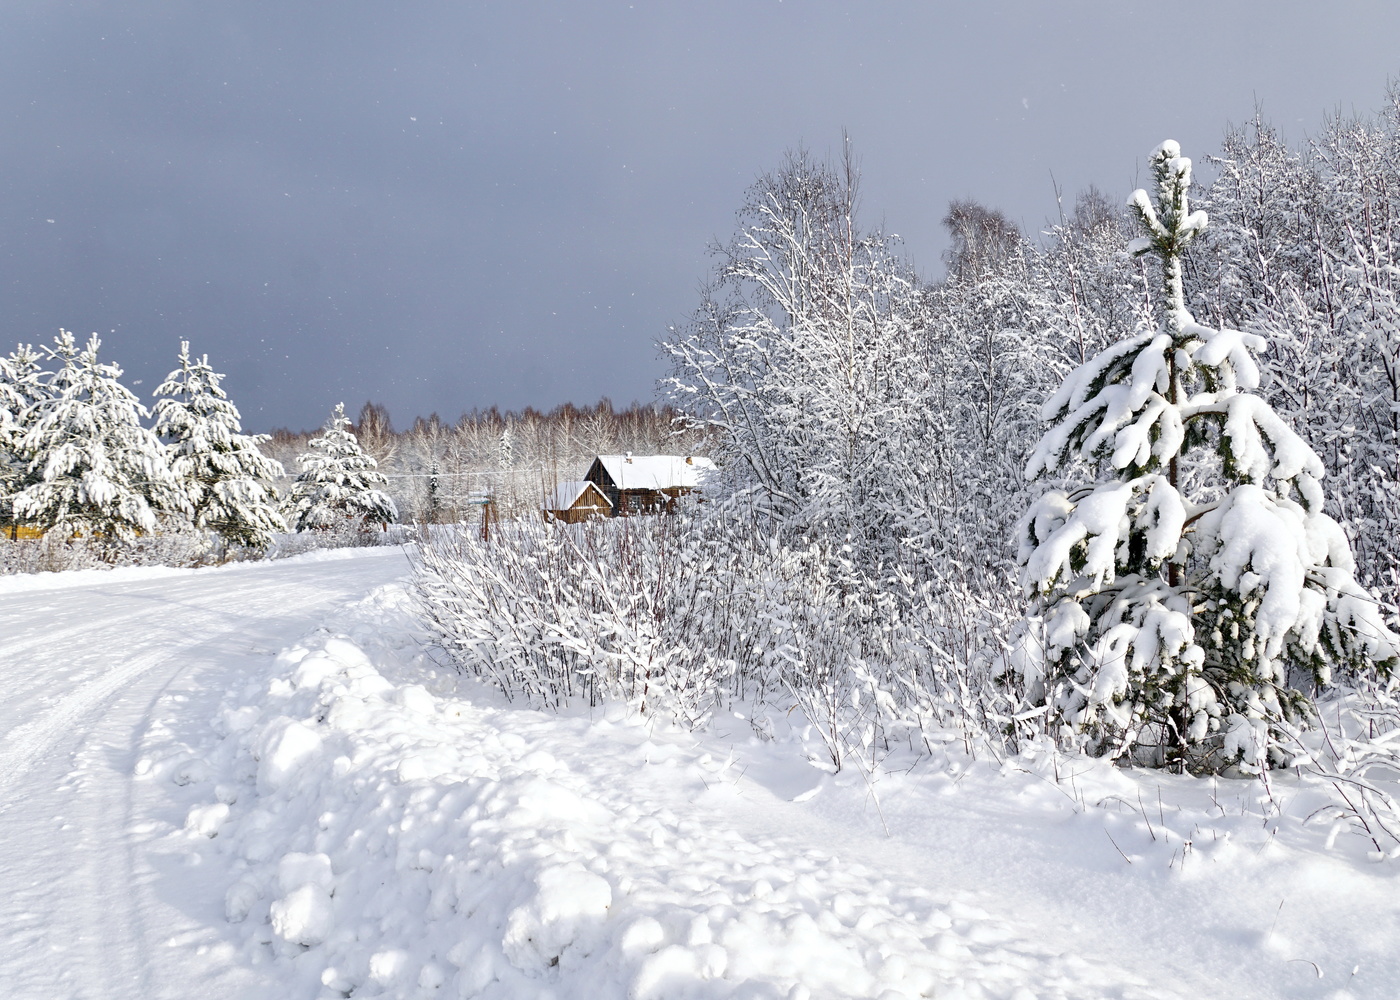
[
  {"x1": 0, "y1": 549, "x2": 411, "y2": 1000},
  {"x1": 2, "y1": 549, "x2": 1398, "y2": 999}
]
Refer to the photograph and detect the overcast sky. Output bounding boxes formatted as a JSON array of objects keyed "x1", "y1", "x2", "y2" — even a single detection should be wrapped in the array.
[{"x1": 3, "y1": 2, "x2": 1398, "y2": 431}]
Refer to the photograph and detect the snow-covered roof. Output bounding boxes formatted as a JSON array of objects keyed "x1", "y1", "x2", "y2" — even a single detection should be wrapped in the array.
[
  {"x1": 545, "y1": 481, "x2": 610, "y2": 511},
  {"x1": 592, "y1": 455, "x2": 715, "y2": 491}
]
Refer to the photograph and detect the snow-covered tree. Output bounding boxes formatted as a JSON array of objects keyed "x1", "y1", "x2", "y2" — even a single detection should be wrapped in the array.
[
  {"x1": 1015, "y1": 141, "x2": 1399, "y2": 771},
  {"x1": 0, "y1": 353, "x2": 21, "y2": 448},
  {"x1": 662, "y1": 142, "x2": 934, "y2": 569},
  {"x1": 1, "y1": 344, "x2": 49, "y2": 516},
  {"x1": 11, "y1": 331, "x2": 184, "y2": 542},
  {"x1": 1196, "y1": 98, "x2": 1400, "y2": 612},
  {"x1": 153, "y1": 342, "x2": 287, "y2": 550},
  {"x1": 282, "y1": 402, "x2": 397, "y2": 531}
]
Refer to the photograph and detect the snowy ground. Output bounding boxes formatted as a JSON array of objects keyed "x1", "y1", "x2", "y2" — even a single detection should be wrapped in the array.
[{"x1": 2, "y1": 550, "x2": 1398, "y2": 999}]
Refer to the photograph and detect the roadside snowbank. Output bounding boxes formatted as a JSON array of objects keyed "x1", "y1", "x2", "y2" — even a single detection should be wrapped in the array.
[{"x1": 168, "y1": 582, "x2": 1400, "y2": 999}]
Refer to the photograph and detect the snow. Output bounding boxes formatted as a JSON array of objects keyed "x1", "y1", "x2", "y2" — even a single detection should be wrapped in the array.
[
  {"x1": 592, "y1": 454, "x2": 715, "y2": 491},
  {"x1": 1199, "y1": 484, "x2": 1312, "y2": 658},
  {"x1": 270, "y1": 882, "x2": 335, "y2": 948},
  {"x1": 545, "y1": 479, "x2": 608, "y2": 511},
  {"x1": 1219, "y1": 393, "x2": 1326, "y2": 484},
  {"x1": 190, "y1": 616, "x2": 1177, "y2": 999},
  {"x1": 6, "y1": 551, "x2": 1400, "y2": 998}
]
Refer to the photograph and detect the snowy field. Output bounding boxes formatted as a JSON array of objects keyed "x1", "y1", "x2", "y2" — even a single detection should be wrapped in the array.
[{"x1": 2, "y1": 549, "x2": 1398, "y2": 1000}]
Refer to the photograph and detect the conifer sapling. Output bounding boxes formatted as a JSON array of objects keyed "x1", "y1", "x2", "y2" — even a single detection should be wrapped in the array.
[
  {"x1": 283, "y1": 402, "x2": 397, "y2": 532},
  {"x1": 1014, "y1": 141, "x2": 1399, "y2": 770},
  {"x1": 153, "y1": 341, "x2": 287, "y2": 551}
]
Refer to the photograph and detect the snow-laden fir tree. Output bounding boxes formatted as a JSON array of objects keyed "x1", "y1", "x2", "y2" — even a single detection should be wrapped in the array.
[
  {"x1": 0, "y1": 352, "x2": 22, "y2": 450},
  {"x1": 282, "y1": 402, "x2": 397, "y2": 531},
  {"x1": 1015, "y1": 141, "x2": 1400, "y2": 770},
  {"x1": 153, "y1": 342, "x2": 287, "y2": 550},
  {"x1": 11, "y1": 331, "x2": 184, "y2": 542},
  {"x1": 0, "y1": 345, "x2": 49, "y2": 514}
]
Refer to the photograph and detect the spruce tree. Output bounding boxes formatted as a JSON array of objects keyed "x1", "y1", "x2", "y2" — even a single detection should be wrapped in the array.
[
  {"x1": 153, "y1": 341, "x2": 287, "y2": 551},
  {"x1": 1015, "y1": 141, "x2": 1399, "y2": 770},
  {"x1": 12, "y1": 331, "x2": 184, "y2": 542},
  {"x1": 0, "y1": 356, "x2": 20, "y2": 527},
  {"x1": 0, "y1": 353, "x2": 21, "y2": 450},
  {"x1": 0, "y1": 344, "x2": 48, "y2": 522},
  {"x1": 282, "y1": 402, "x2": 397, "y2": 531}
]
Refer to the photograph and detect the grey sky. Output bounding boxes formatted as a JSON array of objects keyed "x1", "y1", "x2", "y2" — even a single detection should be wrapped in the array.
[{"x1": 2, "y1": 2, "x2": 1397, "y2": 430}]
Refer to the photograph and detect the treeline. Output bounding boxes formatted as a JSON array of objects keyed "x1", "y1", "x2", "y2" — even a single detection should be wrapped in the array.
[
  {"x1": 1, "y1": 336, "x2": 704, "y2": 571},
  {"x1": 263, "y1": 399, "x2": 712, "y2": 524},
  {"x1": 660, "y1": 88, "x2": 1400, "y2": 759}
]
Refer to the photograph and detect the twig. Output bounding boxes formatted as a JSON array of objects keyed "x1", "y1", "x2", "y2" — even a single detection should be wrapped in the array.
[
  {"x1": 1266, "y1": 899, "x2": 1285, "y2": 946},
  {"x1": 1104, "y1": 829, "x2": 1133, "y2": 865},
  {"x1": 1138, "y1": 789, "x2": 1157, "y2": 841},
  {"x1": 1285, "y1": 959, "x2": 1322, "y2": 979}
]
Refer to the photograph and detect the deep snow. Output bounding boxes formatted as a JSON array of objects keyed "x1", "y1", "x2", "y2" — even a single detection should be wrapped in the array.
[{"x1": 2, "y1": 548, "x2": 1398, "y2": 999}]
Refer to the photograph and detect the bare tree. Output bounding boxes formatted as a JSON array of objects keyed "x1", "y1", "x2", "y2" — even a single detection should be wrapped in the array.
[
  {"x1": 942, "y1": 198, "x2": 1021, "y2": 277},
  {"x1": 353, "y1": 400, "x2": 397, "y2": 466}
]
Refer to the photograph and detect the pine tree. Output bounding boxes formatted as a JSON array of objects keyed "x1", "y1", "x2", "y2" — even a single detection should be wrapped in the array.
[
  {"x1": 1015, "y1": 141, "x2": 1399, "y2": 771},
  {"x1": 0, "y1": 353, "x2": 21, "y2": 448},
  {"x1": 0, "y1": 344, "x2": 48, "y2": 521},
  {"x1": 282, "y1": 402, "x2": 397, "y2": 531},
  {"x1": 153, "y1": 342, "x2": 287, "y2": 551},
  {"x1": 0, "y1": 355, "x2": 21, "y2": 526},
  {"x1": 12, "y1": 331, "x2": 184, "y2": 542}
]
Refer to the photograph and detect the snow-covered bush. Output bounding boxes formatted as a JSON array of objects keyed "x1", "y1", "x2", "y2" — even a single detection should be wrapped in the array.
[
  {"x1": 282, "y1": 402, "x2": 397, "y2": 533},
  {"x1": 1015, "y1": 141, "x2": 1400, "y2": 771},
  {"x1": 1272, "y1": 688, "x2": 1400, "y2": 858},
  {"x1": 411, "y1": 515, "x2": 1031, "y2": 766},
  {"x1": 0, "y1": 530, "x2": 226, "y2": 574},
  {"x1": 268, "y1": 520, "x2": 413, "y2": 561},
  {"x1": 411, "y1": 518, "x2": 738, "y2": 724}
]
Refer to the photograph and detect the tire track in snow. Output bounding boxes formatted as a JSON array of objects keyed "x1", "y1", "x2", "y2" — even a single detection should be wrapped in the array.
[
  {"x1": 0, "y1": 550, "x2": 411, "y2": 1000},
  {"x1": 0, "y1": 649, "x2": 166, "y2": 795},
  {"x1": 0, "y1": 553, "x2": 412, "y2": 793},
  {"x1": 67, "y1": 664, "x2": 171, "y2": 1000}
]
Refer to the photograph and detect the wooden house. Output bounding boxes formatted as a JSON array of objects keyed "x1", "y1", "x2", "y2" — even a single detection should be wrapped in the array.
[
  {"x1": 582, "y1": 454, "x2": 715, "y2": 516},
  {"x1": 542, "y1": 480, "x2": 614, "y2": 524}
]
